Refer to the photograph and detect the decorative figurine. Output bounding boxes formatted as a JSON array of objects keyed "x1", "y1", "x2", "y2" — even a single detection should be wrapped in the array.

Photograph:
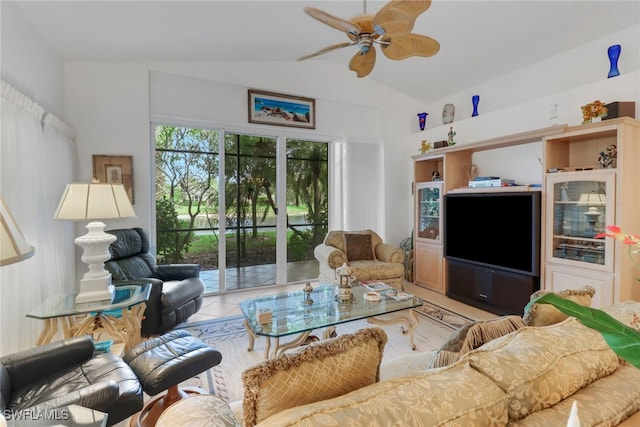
[
  {"x1": 432, "y1": 170, "x2": 441, "y2": 181},
  {"x1": 335, "y1": 263, "x2": 354, "y2": 302},
  {"x1": 549, "y1": 103, "x2": 559, "y2": 125},
  {"x1": 447, "y1": 126, "x2": 456, "y2": 146},
  {"x1": 419, "y1": 139, "x2": 432, "y2": 154},
  {"x1": 302, "y1": 282, "x2": 314, "y2": 305},
  {"x1": 442, "y1": 103, "x2": 455, "y2": 124},
  {"x1": 598, "y1": 144, "x2": 617, "y2": 168}
]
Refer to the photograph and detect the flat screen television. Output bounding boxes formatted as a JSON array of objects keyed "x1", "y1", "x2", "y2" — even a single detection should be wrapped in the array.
[{"x1": 444, "y1": 191, "x2": 541, "y2": 276}]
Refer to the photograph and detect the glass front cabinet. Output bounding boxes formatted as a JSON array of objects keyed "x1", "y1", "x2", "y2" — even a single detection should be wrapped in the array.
[
  {"x1": 545, "y1": 170, "x2": 615, "y2": 271},
  {"x1": 414, "y1": 181, "x2": 444, "y2": 292},
  {"x1": 416, "y1": 182, "x2": 442, "y2": 241},
  {"x1": 544, "y1": 169, "x2": 616, "y2": 307}
]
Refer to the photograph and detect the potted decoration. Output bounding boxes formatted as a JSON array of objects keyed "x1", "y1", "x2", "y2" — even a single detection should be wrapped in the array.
[{"x1": 580, "y1": 100, "x2": 608, "y2": 124}]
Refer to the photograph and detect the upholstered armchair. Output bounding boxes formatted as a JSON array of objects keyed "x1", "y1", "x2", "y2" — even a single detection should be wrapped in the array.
[
  {"x1": 0, "y1": 335, "x2": 143, "y2": 426},
  {"x1": 105, "y1": 228, "x2": 205, "y2": 336},
  {"x1": 314, "y1": 230, "x2": 405, "y2": 290}
]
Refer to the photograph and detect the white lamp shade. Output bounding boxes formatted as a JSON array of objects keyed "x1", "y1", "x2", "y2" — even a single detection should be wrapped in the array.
[
  {"x1": 0, "y1": 195, "x2": 35, "y2": 266},
  {"x1": 54, "y1": 183, "x2": 135, "y2": 220},
  {"x1": 577, "y1": 192, "x2": 606, "y2": 206}
]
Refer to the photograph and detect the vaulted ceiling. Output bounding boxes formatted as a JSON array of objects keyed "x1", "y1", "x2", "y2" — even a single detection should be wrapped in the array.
[{"x1": 14, "y1": 1, "x2": 640, "y2": 104}]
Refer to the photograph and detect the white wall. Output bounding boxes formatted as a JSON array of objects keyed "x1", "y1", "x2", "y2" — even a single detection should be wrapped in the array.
[
  {"x1": 0, "y1": 1, "x2": 65, "y2": 117},
  {"x1": 64, "y1": 62, "x2": 423, "y2": 250},
  {"x1": 0, "y1": 1, "x2": 70, "y2": 354},
  {"x1": 402, "y1": 25, "x2": 640, "y2": 231}
]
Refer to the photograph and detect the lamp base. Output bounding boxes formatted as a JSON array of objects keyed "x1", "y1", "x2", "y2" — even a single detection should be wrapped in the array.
[
  {"x1": 74, "y1": 221, "x2": 117, "y2": 304},
  {"x1": 76, "y1": 275, "x2": 115, "y2": 304}
]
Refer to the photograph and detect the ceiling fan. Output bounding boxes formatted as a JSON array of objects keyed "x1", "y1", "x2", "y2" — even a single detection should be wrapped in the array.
[{"x1": 298, "y1": 0, "x2": 440, "y2": 78}]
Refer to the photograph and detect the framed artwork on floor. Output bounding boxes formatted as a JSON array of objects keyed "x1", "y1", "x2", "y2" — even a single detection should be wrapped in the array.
[
  {"x1": 248, "y1": 89, "x2": 316, "y2": 129},
  {"x1": 92, "y1": 154, "x2": 134, "y2": 204}
]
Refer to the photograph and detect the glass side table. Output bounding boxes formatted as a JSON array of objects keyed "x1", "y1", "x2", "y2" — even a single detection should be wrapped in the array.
[{"x1": 26, "y1": 283, "x2": 151, "y2": 353}]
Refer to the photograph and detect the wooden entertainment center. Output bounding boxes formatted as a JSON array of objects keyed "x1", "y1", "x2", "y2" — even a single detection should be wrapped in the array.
[{"x1": 412, "y1": 117, "x2": 640, "y2": 314}]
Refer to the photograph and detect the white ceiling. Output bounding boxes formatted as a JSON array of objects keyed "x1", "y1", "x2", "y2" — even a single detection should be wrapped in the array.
[{"x1": 14, "y1": 0, "x2": 640, "y2": 104}]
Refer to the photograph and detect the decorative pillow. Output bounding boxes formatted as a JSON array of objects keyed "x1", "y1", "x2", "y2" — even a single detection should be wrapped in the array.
[
  {"x1": 465, "y1": 317, "x2": 619, "y2": 421},
  {"x1": 429, "y1": 316, "x2": 525, "y2": 368},
  {"x1": 343, "y1": 233, "x2": 374, "y2": 262},
  {"x1": 523, "y1": 285, "x2": 596, "y2": 326},
  {"x1": 156, "y1": 394, "x2": 241, "y2": 427},
  {"x1": 241, "y1": 327, "x2": 387, "y2": 427},
  {"x1": 258, "y1": 360, "x2": 508, "y2": 427}
]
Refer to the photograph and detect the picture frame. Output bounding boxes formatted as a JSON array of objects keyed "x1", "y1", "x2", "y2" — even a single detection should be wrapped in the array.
[
  {"x1": 248, "y1": 89, "x2": 316, "y2": 129},
  {"x1": 92, "y1": 154, "x2": 134, "y2": 204}
]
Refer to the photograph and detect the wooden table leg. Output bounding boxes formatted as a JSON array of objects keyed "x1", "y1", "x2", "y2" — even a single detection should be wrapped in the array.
[
  {"x1": 368, "y1": 309, "x2": 420, "y2": 350},
  {"x1": 272, "y1": 331, "x2": 313, "y2": 358},
  {"x1": 36, "y1": 318, "x2": 59, "y2": 345},
  {"x1": 244, "y1": 319, "x2": 256, "y2": 352}
]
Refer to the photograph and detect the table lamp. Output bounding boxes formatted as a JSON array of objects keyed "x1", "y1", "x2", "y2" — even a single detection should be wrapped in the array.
[
  {"x1": 54, "y1": 181, "x2": 136, "y2": 303},
  {"x1": 578, "y1": 191, "x2": 606, "y2": 236},
  {"x1": 0, "y1": 195, "x2": 35, "y2": 266}
]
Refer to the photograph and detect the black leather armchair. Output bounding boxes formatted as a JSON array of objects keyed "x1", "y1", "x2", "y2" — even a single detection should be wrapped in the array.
[
  {"x1": 105, "y1": 228, "x2": 205, "y2": 336},
  {"x1": 0, "y1": 335, "x2": 143, "y2": 426}
]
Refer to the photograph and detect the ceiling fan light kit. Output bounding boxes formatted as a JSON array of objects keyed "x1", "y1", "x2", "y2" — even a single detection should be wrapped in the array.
[{"x1": 299, "y1": 0, "x2": 440, "y2": 78}]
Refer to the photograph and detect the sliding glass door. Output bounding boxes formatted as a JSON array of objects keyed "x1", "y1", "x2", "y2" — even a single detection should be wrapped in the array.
[
  {"x1": 223, "y1": 133, "x2": 278, "y2": 290},
  {"x1": 285, "y1": 140, "x2": 328, "y2": 282},
  {"x1": 154, "y1": 124, "x2": 328, "y2": 294}
]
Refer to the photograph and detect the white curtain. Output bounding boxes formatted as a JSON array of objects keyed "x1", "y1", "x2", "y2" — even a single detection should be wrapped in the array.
[{"x1": 0, "y1": 81, "x2": 76, "y2": 355}]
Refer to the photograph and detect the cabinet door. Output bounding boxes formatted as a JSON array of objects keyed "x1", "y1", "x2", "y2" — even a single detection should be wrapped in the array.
[
  {"x1": 545, "y1": 170, "x2": 615, "y2": 272},
  {"x1": 414, "y1": 241, "x2": 444, "y2": 292},
  {"x1": 544, "y1": 264, "x2": 614, "y2": 308},
  {"x1": 415, "y1": 182, "x2": 443, "y2": 241}
]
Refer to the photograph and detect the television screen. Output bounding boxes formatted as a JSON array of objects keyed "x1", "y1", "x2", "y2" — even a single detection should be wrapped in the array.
[{"x1": 444, "y1": 191, "x2": 541, "y2": 276}]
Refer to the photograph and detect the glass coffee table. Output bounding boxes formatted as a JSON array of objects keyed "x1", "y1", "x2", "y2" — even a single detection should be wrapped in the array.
[{"x1": 240, "y1": 284, "x2": 423, "y2": 359}]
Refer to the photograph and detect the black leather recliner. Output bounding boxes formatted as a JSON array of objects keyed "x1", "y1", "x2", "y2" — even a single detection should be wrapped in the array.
[
  {"x1": 0, "y1": 335, "x2": 143, "y2": 426},
  {"x1": 105, "y1": 228, "x2": 205, "y2": 336}
]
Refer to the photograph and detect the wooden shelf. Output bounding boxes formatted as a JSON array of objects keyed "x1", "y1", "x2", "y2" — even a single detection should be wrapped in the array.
[
  {"x1": 411, "y1": 124, "x2": 567, "y2": 161},
  {"x1": 448, "y1": 185, "x2": 541, "y2": 193}
]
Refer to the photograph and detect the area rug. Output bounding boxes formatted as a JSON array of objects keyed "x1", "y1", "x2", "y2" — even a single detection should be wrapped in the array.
[{"x1": 177, "y1": 301, "x2": 474, "y2": 403}]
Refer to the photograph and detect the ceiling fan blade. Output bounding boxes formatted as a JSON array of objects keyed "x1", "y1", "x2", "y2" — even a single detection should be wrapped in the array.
[
  {"x1": 349, "y1": 47, "x2": 377, "y2": 78},
  {"x1": 373, "y1": 0, "x2": 431, "y2": 36},
  {"x1": 381, "y1": 33, "x2": 440, "y2": 60},
  {"x1": 298, "y1": 42, "x2": 355, "y2": 61},
  {"x1": 304, "y1": 7, "x2": 361, "y2": 34}
]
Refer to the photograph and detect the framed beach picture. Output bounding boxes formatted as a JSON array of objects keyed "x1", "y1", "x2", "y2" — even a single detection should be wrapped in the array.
[
  {"x1": 92, "y1": 154, "x2": 135, "y2": 204},
  {"x1": 248, "y1": 89, "x2": 316, "y2": 129}
]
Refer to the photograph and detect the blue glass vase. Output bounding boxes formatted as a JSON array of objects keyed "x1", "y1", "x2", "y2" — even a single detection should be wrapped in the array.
[
  {"x1": 417, "y1": 112, "x2": 428, "y2": 131},
  {"x1": 471, "y1": 95, "x2": 480, "y2": 117},
  {"x1": 607, "y1": 44, "x2": 621, "y2": 78}
]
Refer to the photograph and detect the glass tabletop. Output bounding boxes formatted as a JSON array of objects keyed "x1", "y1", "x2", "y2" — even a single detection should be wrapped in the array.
[
  {"x1": 240, "y1": 284, "x2": 423, "y2": 338},
  {"x1": 26, "y1": 283, "x2": 151, "y2": 320}
]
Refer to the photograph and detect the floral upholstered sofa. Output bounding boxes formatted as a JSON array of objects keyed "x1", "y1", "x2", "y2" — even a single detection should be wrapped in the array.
[
  {"x1": 314, "y1": 230, "x2": 404, "y2": 289},
  {"x1": 228, "y1": 300, "x2": 640, "y2": 427}
]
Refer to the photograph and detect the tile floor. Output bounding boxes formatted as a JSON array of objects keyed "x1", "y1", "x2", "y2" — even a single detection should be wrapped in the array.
[{"x1": 199, "y1": 260, "x2": 319, "y2": 293}]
